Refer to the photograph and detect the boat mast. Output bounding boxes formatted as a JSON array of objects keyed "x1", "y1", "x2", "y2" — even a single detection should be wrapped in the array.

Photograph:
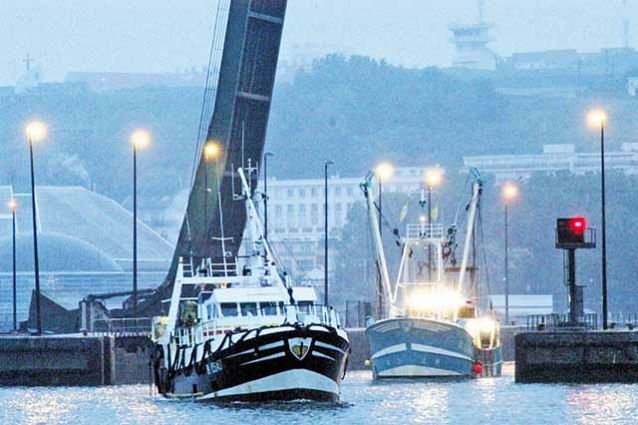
[
  {"x1": 237, "y1": 167, "x2": 292, "y2": 299},
  {"x1": 456, "y1": 179, "x2": 483, "y2": 293},
  {"x1": 362, "y1": 175, "x2": 394, "y2": 317}
]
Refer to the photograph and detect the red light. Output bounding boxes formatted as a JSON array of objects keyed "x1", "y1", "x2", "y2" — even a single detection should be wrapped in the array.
[{"x1": 569, "y1": 217, "x2": 586, "y2": 234}]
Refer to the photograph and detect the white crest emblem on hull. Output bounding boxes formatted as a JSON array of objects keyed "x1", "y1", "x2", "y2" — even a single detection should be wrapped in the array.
[{"x1": 288, "y1": 337, "x2": 313, "y2": 360}]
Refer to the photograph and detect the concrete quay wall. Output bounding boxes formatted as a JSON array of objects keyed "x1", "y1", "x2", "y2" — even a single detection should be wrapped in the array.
[
  {"x1": 0, "y1": 335, "x2": 115, "y2": 386},
  {"x1": 0, "y1": 325, "x2": 517, "y2": 386},
  {"x1": 346, "y1": 328, "x2": 369, "y2": 370},
  {"x1": 516, "y1": 330, "x2": 638, "y2": 383}
]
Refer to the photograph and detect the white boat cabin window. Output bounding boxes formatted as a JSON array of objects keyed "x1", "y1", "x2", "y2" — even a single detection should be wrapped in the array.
[
  {"x1": 240, "y1": 302, "x2": 258, "y2": 317},
  {"x1": 206, "y1": 304, "x2": 220, "y2": 320},
  {"x1": 260, "y1": 302, "x2": 278, "y2": 316},
  {"x1": 298, "y1": 301, "x2": 314, "y2": 314},
  {"x1": 221, "y1": 303, "x2": 239, "y2": 317}
]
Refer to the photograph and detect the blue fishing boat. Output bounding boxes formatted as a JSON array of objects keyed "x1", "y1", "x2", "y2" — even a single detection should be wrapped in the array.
[{"x1": 362, "y1": 169, "x2": 502, "y2": 379}]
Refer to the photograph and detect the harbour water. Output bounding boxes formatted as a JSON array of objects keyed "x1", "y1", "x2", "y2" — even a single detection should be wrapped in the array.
[{"x1": 2, "y1": 365, "x2": 637, "y2": 425}]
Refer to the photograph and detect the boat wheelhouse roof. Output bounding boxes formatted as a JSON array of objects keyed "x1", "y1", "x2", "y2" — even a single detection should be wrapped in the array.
[{"x1": 203, "y1": 286, "x2": 317, "y2": 303}]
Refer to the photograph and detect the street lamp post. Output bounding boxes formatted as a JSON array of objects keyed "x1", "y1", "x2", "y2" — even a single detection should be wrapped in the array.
[
  {"x1": 588, "y1": 109, "x2": 609, "y2": 330},
  {"x1": 324, "y1": 160, "x2": 334, "y2": 306},
  {"x1": 424, "y1": 167, "x2": 444, "y2": 281},
  {"x1": 204, "y1": 141, "x2": 221, "y2": 224},
  {"x1": 374, "y1": 162, "x2": 394, "y2": 318},
  {"x1": 26, "y1": 121, "x2": 46, "y2": 335},
  {"x1": 374, "y1": 163, "x2": 394, "y2": 240},
  {"x1": 263, "y1": 152, "x2": 273, "y2": 240},
  {"x1": 9, "y1": 199, "x2": 17, "y2": 332},
  {"x1": 501, "y1": 182, "x2": 519, "y2": 325},
  {"x1": 130, "y1": 129, "x2": 151, "y2": 317}
]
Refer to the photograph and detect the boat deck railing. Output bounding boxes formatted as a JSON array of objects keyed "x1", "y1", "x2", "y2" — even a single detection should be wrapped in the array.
[
  {"x1": 173, "y1": 304, "x2": 341, "y2": 346},
  {"x1": 406, "y1": 223, "x2": 444, "y2": 239},
  {"x1": 91, "y1": 317, "x2": 153, "y2": 336},
  {"x1": 526, "y1": 313, "x2": 598, "y2": 331}
]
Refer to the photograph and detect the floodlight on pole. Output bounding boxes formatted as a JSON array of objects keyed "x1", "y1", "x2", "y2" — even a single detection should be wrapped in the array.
[
  {"x1": 501, "y1": 181, "x2": 520, "y2": 325},
  {"x1": 424, "y1": 167, "x2": 444, "y2": 189},
  {"x1": 587, "y1": 108, "x2": 609, "y2": 330},
  {"x1": 130, "y1": 128, "x2": 151, "y2": 317},
  {"x1": 587, "y1": 109, "x2": 607, "y2": 129},
  {"x1": 375, "y1": 162, "x2": 395, "y2": 183},
  {"x1": 9, "y1": 199, "x2": 17, "y2": 332},
  {"x1": 130, "y1": 129, "x2": 151, "y2": 151},
  {"x1": 26, "y1": 121, "x2": 47, "y2": 143},
  {"x1": 204, "y1": 141, "x2": 222, "y2": 162},
  {"x1": 25, "y1": 120, "x2": 46, "y2": 335}
]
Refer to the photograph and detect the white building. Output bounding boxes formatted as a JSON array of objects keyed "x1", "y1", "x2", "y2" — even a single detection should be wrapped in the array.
[
  {"x1": 264, "y1": 167, "x2": 429, "y2": 287},
  {"x1": 462, "y1": 143, "x2": 638, "y2": 182},
  {"x1": 490, "y1": 295, "x2": 553, "y2": 325}
]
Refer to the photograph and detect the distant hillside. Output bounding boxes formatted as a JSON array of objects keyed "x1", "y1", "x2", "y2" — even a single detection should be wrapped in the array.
[
  {"x1": 266, "y1": 55, "x2": 638, "y2": 178},
  {"x1": 0, "y1": 54, "x2": 636, "y2": 215}
]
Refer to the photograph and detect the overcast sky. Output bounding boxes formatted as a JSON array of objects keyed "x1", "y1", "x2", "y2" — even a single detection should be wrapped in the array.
[{"x1": 0, "y1": 0, "x2": 636, "y2": 85}]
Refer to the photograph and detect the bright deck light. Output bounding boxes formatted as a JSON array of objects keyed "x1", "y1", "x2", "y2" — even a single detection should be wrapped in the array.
[
  {"x1": 465, "y1": 317, "x2": 498, "y2": 338},
  {"x1": 8, "y1": 199, "x2": 16, "y2": 210},
  {"x1": 25, "y1": 121, "x2": 47, "y2": 142},
  {"x1": 408, "y1": 288, "x2": 464, "y2": 310}
]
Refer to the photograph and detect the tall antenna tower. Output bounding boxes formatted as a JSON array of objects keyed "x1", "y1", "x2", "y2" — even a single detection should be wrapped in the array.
[
  {"x1": 622, "y1": 0, "x2": 630, "y2": 48},
  {"x1": 448, "y1": 0, "x2": 496, "y2": 70},
  {"x1": 478, "y1": 0, "x2": 486, "y2": 24}
]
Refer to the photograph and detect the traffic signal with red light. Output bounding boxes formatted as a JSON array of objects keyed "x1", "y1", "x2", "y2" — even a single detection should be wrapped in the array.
[{"x1": 557, "y1": 217, "x2": 586, "y2": 245}]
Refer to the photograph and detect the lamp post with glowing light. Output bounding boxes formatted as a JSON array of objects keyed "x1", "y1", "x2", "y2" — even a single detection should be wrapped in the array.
[
  {"x1": 424, "y1": 167, "x2": 444, "y2": 281},
  {"x1": 588, "y1": 109, "x2": 609, "y2": 330},
  {"x1": 501, "y1": 181, "x2": 519, "y2": 325},
  {"x1": 374, "y1": 162, "x2": 394, "y2": 318},
  {"x1": 374, "y1": 162, "x2": 394, "y2": 238},
  {"x1": 324, "y1": 160, "x2": 335, "y2": 306},
  {"x1": 263, "y1": 152, "x2": 274, "y2": 241},
  {"x1": 8, "y1": 199, "x2": 17, "y2": 332},
  {"x1": 26, "y1": 121, "x2": 46, "y2": 335},
  {"x1": 204, "y1": 141, "x2": 222, "y2": 222},
  {"x1": 130, "y1": 129, "x2": 150, "y2": 317}
]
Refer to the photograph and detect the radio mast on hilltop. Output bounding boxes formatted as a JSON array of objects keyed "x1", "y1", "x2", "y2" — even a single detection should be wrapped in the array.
[
  {"x1": 622, "y1": 0, "x2": 631, "y2": 48},
  {"x1": 448, "y1": 0, "x2": 497, "y2": 70}
]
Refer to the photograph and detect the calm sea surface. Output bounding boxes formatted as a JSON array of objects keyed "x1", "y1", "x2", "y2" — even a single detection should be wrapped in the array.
[{"x1": 1, "y1": 365, "x2": 638, "y2": 425}]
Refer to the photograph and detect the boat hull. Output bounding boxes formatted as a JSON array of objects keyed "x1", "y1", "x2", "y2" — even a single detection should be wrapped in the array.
[
  {"x1": 475, "y1": 346, "x2": 503, "y2": 378},
  {"x1": 366, "y1": 318, "x2": 475, "y2": 379},
  {"x1": 154, "y1": 325, "x2": 350, "y2": 402}
]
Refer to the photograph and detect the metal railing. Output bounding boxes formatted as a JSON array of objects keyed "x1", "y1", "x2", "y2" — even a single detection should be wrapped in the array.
[
  {"x1": 608, "y1": 313, "x2": 638, "y2": 330},
  {"x1": 92, "y1": 317, "x2": 153, "y2": 336},
  {"x1": 527, "y1": 313, "x2": 638, "y2": 331},
  {"x1": 406, "y1": 223, "x2": 444, "y2": 239},
  {"x1": 172, "y1": 304, "x2": 341, "y2": 346},
  {"x1": 526, "y1": 313, "x2": 599, "y2": 331}
]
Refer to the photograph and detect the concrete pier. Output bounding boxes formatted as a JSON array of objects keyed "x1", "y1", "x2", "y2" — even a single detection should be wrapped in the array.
[
  {"x1": 516, "y1": 330, "x2": 638, "y2": 383},
  {"x1": 346, "y1": 328, "x2": 370, "y2": 370},
  {"x1": 0, "y1": 334, "x2": 154, "y2": 386},
  {"x1": 0, "y1": 326, "x2": 515, "y2": 384},
  {"x1": 0, "y1": 335, "x2": 116, "y2": 386}
]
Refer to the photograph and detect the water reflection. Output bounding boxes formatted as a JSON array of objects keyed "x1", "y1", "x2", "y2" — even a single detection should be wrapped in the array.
[
  {"x1": 2, "y1": 372, "x2": 638, "y2": 425},
  {"x1": 566, "y1": 386, "x2": 637, "y2": 424}
]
